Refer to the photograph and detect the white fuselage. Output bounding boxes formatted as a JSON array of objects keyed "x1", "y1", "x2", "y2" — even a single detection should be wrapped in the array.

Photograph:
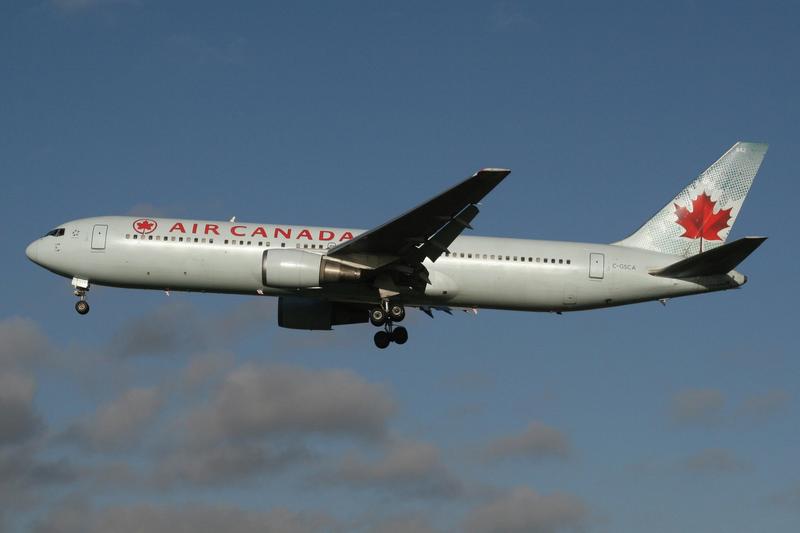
[{"x1": 25, "y1": 216, "x2": 745, "y2": 312}]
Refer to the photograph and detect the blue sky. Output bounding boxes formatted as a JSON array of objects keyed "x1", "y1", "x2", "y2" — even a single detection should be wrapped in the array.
[{"x1": 2, "y1": 1, "x2": 799, "y2": 532}]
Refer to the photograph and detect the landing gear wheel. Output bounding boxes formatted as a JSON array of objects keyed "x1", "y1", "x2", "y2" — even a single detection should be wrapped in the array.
[
  {"x1": 391, "y1": 326, "x2": 408, "y2": 345},
  {"x1": 369, "y1": 307, "x2": 387, "y2": 327},
  {"x1": 75, "y1": 300, "x2": 90, "y2": 315},
  {"x1": 388, "y1": 304, "x2": 405, "y2": 322},
  {"x1": 374, "y1": 330, "x2": 391, "y2": 349}
]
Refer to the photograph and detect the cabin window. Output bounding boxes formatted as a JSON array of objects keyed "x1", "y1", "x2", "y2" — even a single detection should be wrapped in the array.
[
  {"x1": 133, "y1": 235, "x2": 138, "y2": 239},
  {"x1": 247, "y1": 241, "x2": 252, "y2": 246},
  {"x1": 125, "y1": 234, "x2": 130, "y2": 239},
  {"x1": 281, "y1": 243, "x2": 286, "y2": 248},
  {"x1": 224, "y1": 239, "x2": 229, "y2": 244},
  {"x1": 210, "y1": 239, "x2": 214, "y2": 244},
  {"x1": 566, "y1": 259, "x2": 571, "y2": 264},
  {"x1": 258, "y1": 241, "x2": 263, "y2": 246},
  {"x1": 467, "y1": 254, "x2": 472, "y2": 259},
  {"x1": 178, "y1": 237, "x2": 183, "y2": 242},
  {"x1": 559, "y1": 259, "x2": 563, "y2": 264},
  {"x1": 483, "y1": 254, "x2": 487, "y2": 259},
  {"x1": 490, "y1": 255, "x2": 495, "y2": 260}
]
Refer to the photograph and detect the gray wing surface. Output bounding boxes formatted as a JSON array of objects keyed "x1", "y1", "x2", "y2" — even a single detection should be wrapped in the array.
[{"x1": 328, "y1": 168, "x2": 510, "y2": 267}]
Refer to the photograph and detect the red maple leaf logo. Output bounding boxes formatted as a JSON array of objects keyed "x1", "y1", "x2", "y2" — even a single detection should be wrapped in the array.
[
  {"x1": 674, "y1": 192, "x2": 731, "y2": 241},
  {"x1": 133, "y1": 218, "x2": 157, "y2": 234}
]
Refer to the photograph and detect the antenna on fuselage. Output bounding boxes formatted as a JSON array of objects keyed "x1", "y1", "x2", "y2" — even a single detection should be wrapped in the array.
[{"x1": 229, "y1": 216, "x2": 236, "y2": 222}]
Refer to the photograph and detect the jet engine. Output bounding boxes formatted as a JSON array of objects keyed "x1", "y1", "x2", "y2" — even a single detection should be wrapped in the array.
[
  {"x1": 261, "y1": 249, "x2": 362, "y2": 288},
  {"x1": 278, "y1": 296, "x2": 368, "y2": 330}
]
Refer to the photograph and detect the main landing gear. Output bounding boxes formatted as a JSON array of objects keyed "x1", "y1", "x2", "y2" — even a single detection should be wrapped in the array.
[
  {"x1": 370, "y1": 301, "x2": 408, "y2": 349},
  {"x1": 72, "y1": 277, "x2": 90, "y2": 315}
]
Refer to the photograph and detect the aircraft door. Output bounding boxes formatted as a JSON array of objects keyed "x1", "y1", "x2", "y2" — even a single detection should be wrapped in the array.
[
  {"x1": 589, "y1": 253, "x2": 604, "y2": 279},
  {"x1": 91, "y1": 224, "x2": 108, "y2": 250}
]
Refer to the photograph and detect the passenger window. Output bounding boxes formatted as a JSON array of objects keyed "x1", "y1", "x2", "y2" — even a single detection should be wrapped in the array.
[
  {"x1": 210, "y1": 239, "x2": 214, "y2": 244},
  {"x1": 566, "y1": 259, "x2": 571, "y2": 264},
  {"x1": 247, "y1": 241, "x2": 252, "y2": 246},
  {"x1": 505, "y1": 256, "x2": 510, "y2": 260},
  {"x1": 178, "y1": 237, "x2": 183, "y2": 242},
  {"x1": 559, "y1": 259, "x2": 563, "y2": 264},
  {"x1": 224, "y1": 239, "x2": 229, "y2": 244},
  {"x1": 133, "y1": 235, "x2": 138, "y2": 240},
  {"x1": 467, "y1": 254, "x2": 472, "y2": 258},
  {"x1": 282, "y1": 243, "x2": 286, "y2": 248},
  {"x1": 125, "y1": 234, "x2": 130, "y2": 239}
]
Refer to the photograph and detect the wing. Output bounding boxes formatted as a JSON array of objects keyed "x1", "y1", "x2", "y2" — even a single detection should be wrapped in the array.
[{"x1": 328, "y1": 168, "x2": 510, "y2": 268}]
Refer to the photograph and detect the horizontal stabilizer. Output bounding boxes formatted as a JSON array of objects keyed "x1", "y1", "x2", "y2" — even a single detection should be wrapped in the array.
[{"x1": 650, "y1": 237, "x2": 766, "y2": 278}]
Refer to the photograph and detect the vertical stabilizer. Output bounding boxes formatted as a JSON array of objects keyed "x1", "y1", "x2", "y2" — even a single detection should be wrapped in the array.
[{"x1": 614, "y1": 142, "x2": 767, "y2": 256}]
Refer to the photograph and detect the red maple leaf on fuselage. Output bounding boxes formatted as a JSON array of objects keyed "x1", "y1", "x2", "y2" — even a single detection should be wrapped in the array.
[
  {"x1": 674, "y1": 192, "x2": 731, "y2": 241},
  {"x1": 136, "y1": 220, "x2": 154, "y2": 232}
]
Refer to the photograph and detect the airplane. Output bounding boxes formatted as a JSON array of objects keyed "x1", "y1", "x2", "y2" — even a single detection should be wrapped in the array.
[{"x1": 26, "y1": 142, "x2": 767, "y2": 349}]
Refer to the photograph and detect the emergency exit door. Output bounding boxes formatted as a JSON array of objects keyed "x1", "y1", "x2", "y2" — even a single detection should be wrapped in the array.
[
  {"x1": 589, "y1": 253, "x2": 604, "y2": 279},
  {"x1": 91, "y1": 224, "x2": 108, "y2": 250}
]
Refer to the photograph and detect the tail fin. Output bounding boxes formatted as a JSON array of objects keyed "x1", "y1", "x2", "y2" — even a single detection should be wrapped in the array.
[{"x1": 614, "y1": 142, "x2": 768, "y2": 256}]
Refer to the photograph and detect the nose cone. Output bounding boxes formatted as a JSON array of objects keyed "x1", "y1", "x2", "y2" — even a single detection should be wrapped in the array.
[{"x1": 25, "y1": 240, "x2": 40, "y2": 263}]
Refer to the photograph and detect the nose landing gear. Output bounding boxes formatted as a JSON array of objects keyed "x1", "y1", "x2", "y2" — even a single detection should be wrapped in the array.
[
  {"x1": 370, "y1": 301, "x2": 408, "y2": 349},
  {"x1": 72, "y1": 277, "x2": 90, "y2": 315}
]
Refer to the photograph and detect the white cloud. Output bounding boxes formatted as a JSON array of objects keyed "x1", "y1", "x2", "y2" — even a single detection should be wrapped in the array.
[
  {"x1": 483, "y1": 422, "x2": 570, "y2": 462},
  {"x1": 464, "y1": 486, "x2": 588, "y2": 533},
  {"x1": 183, "y1": 364, "x2": 395, "y2": 442},
  {"x1": 0, "y1": 372, "x2": 42, "y2": 446},
  {"x1": 681, "y1": 448, "x2": 749, "y2": 474},
  {"x1": 670, "y1": 388, "x2": 725, "y2": 427},
  {"x1": 62, "y1": 387, "x2": 163, "y2": 452},
  {"x1": 321, "y1": 439, "x2": 464, "y2": 498},
  {"x1": 0, "y1": 317, "x2": 50, "y2": 370},
  {"x1": 33, "y1": 500, "x2": 336, "y2": 533}
]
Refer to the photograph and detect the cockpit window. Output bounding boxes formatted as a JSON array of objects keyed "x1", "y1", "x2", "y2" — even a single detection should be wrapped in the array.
[{"x1": 44, "y1": 228, "x2": 65, "y2": 237}]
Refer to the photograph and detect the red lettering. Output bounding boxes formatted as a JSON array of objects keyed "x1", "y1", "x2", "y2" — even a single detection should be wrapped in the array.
[
  {"x1": 297, "y1": 229, "x2": 313, "y2": 240},
  {"x1": 231, "y1": 225, "x2": 246, "y2": 237},
  {"x1": 251, "y1": 226, "x2": 268, "y2": 238},
  {"x1": 169, "y1": 222, "x2": 186, "y2": 233},
  {"x1": 191, "y1": 223, "x2": 198, "y2": 234},
  {"x1": 319, "y1": 230, "x2": 334, "y2": 241},
  {"x1": 339, "y1": 231, "x2": 354, "y2": 242},
  {"x1": 204, "y1": 224, "x2": 220, "y2": 235},
  {"x1": 274, "y1": 227, "x2": 292, "y2": 239}
]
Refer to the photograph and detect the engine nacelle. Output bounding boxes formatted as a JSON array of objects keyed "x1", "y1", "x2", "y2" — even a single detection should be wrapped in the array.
[
  {"x1": 262, "y1": 249, "x2": 361, "y2": 288},
  {"x1": 278, "y1": 296, "x2": 368, "y2": 330}
]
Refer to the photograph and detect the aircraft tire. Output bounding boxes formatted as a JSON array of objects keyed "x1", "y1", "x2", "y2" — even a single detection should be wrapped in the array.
[
  {"x1": 374, "y1": 330, "x2": 391, "y2": 349},
  {"x1": 75, "y1": 301, "x2": 90, "y2": 315},
  {"x1": 391, "y1": 326, "x2": 408, "y2": 345},
  {"x1": 369, "y1": 307, "x2": 386, "y2": 327},
  {"x1": 388, "y1": 304, "x2": 405, "y2": 322}
]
